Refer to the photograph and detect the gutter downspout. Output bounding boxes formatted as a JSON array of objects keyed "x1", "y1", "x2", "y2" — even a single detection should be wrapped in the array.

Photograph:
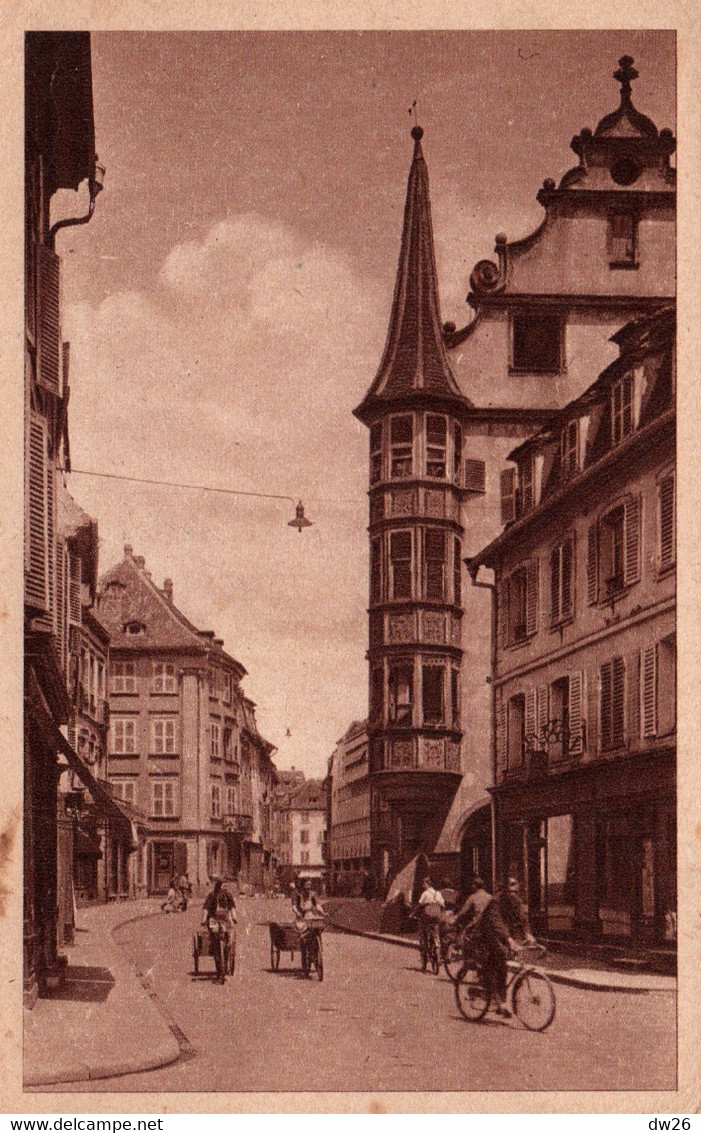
[{"x1": 466, "y1": 557, "x2": 497, "y2": 891}]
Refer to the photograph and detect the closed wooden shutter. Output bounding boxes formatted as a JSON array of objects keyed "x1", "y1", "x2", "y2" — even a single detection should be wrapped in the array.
[
  {"x1": 55, "y1": 540, "x2": 67, "y2": 672},
  {"x1": 498, "y1": 578, "x2": 509, "y2": 649},
  {"x1": 600, "y1": 661, "x2": 612, "y2": 751},
  {"x1": 659, "y1": 475, "x2": 675, "y2": 570},
  {"x1": 464, "y1": 459, "x2": 486, "y2": 493},
  {"x1": 562, "y1": 536, "x2": 573, "y2": 616},
  {"x1": 25, "y1": 410, "x2": 49, "y2": 612},
  {"x1": 526, "y1": 558, "x2": 539, "y2": 636},
  {"x1": 550, "y1": 547, "x2": 560, "y2": 623},
  {"x1": 641, "y1": 644, "x2": 657, "y2": 738},
  {"x1": 537, "y1": 685, "x2": 548, "y2": 740},
  {"x1": 496, "y1": 692, "x2": 507, "y2": 776},
  {"x1": 612, "y1": 657, "x2": 626, "y2": 748},
  {"x1": 38, "y1": 245, "x2": 61, "y2": 394},
  {"x1": 568, "y1": 672, "x2": 583, "y2": 755},
  {"x1": 586, "y1": 523, "x2": 598, "y2": 605},
  {"x1": 68, "y1": 551, "x2": 82, "y2": 627},
  {"x1": 624, "y1": 494, "x2": 641, "y2": 586},
  {"x1": 500, "y1": 468, "x2": 516, "y2": 525},
  {"x1": 525, "y1": 689, "x2": 537, "y2": 755}
]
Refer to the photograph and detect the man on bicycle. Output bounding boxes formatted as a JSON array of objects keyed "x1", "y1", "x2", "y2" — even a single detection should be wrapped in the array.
[
  {"x1": 497, "y1": 876, "x2": 536, "y2": 952},
  {"x1": 455, "y1": 875, "x2": 514, "y2": 1016},
  {"x1": 412, "y1": 876, "x2": 445, "y2": 972},
  {"x1": 202, "y1": 877, "x2": 236, "y2": 984}
]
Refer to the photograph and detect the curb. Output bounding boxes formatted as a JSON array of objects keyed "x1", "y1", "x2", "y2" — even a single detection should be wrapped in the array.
[
  {"x1": 24, "y1": 905, "x2": 183, "y2": 1088},
  {"x1": 326, "y1": 916, "x2": 675, "y2": 994}
]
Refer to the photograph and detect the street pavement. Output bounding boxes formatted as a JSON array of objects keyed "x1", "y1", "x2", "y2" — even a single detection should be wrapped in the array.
[{"x1": 41, "y1": 895, "x2": 677, "y2": 1094}]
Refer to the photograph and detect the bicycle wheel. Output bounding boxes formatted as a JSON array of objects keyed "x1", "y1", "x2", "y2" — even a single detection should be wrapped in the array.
[
  {"x1": 454, "y1": 970, "x2": 490, "y2": 1021},
  {"x1": 443, "y1": 939, "x2": 463, "y2": 983},
  {"x1": 315, "y1": 938, "x2": 324, "y2": 982},
  {"x1": 513, "y1": 969, "x2": 556, "y2": 1032}
]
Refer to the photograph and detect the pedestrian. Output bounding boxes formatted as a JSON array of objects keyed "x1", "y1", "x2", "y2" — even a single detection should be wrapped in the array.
[
  {"x1": 161, "y1": 877, "x2": 181, "y2": 914},
  {"x1": 201, "y1": 877, "x2": 237, "y2": 984}
]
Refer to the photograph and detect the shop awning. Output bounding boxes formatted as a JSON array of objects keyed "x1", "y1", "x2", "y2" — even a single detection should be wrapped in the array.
[{"x1": 55, "y1": 730, "x2": 136, "y2": 847}]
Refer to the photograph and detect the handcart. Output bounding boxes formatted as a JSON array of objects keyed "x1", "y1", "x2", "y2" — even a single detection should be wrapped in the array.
[
  {"x1": 269, "y1": 918, "x2": 325, "y2": 980},
  {"x1": 193, "y1": 925, "x2": 235, "y2": 976}
]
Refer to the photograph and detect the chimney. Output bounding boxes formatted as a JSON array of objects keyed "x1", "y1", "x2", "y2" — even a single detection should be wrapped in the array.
[
  {"x1": 163, "y1": 579, "x2": 173, "y2": 603},
  {"x1": 124, "y1": 544, "x2": 133, "y2": 560},
  {"x1": 134, "y1": 555, "x2": 145, "y2": 569}
]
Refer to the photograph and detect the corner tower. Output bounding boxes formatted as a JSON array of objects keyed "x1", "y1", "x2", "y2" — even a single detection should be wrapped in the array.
[{"x1": 354, "y1": 127, "x2": 475, "y2": 886}]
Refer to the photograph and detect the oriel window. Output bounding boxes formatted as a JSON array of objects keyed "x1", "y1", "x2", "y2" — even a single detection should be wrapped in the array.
[
  {"x1": 426, "y1": 414, "x2": 447, "y2": 478},
  {"x1": 424, "y1": 529, "x2": 446, "y2": 601},
  {"x1": 422, "y1": 665, "x2": 444, "y2": 726},
  {"x1": 389, "y1": 530, "x2": 412, "y2": 600},
  {"x1": 390, "y1": 415, "x2": 413, "y2": 479},
  {"x1": 388, "y1": 664, "x2": 413, "y2": 726}
]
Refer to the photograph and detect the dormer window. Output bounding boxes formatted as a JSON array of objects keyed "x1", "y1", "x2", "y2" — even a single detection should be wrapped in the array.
[
  {"x1": 124, "y1": 620, "x2": 146, "y2": 636},
  {"x1": 425, "y1": 414, "x2": 447, "y2": 478},
  {"x1": 560, "y1": 420, "x2": 579, "y2": 481},
  {"x1": 611, "y1": 373, "x2": 634, "y2": 445},
  {"x1": 511, "y1": 309, "x2": 562, "y2": 373},
  {"x1": 390, "y1": 415, "x2": 413, "y2": 479},
  {"x1": 608, "y1": 213, "x2": 638, "y2": 268},
  {"x1": 518, "y1": 456, "x2": 534, "y2": 514}
]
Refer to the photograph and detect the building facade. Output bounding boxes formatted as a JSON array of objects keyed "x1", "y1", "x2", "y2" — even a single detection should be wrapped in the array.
[
  {"x1": 469, "y1": 307, "x2": 675, "y2": 945},
  {"x1": 273, "y1": 775, "x2": 327, "y2": 891},
  {"x1": 98, "y1": 547, "x2": 277, "y2": 894},
  {"x1": 354, "y1": 57, "x2": 675, "y2": 893},
  {"x1": 24, "y1": 32, "x2": 107, "y2": 1003},
  {"x1": 326, "y1": 720, "x2": 372, "y2": 895}
]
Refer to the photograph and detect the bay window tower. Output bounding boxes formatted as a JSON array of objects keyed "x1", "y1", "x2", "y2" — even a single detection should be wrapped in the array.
[{"x1": 354, "y1": 127, "x2": 475, "y2": 886}]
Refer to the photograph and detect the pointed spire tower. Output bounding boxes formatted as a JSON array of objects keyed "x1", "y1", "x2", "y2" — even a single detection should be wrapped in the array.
[{"x1": 355, "y1": 128, "x2": 470, "y2": 889}]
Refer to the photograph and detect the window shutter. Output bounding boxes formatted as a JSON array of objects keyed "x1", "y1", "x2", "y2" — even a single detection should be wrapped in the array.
[
  {"x1": 537, "y1": 685, "x2": 548, "y2": 739},
  {"x1": 25, "y1": 410, "x2": 49, "y2": 612},
  {"x1": 612, "y1": 657, "x2": 626, "y2": 748},
  {"x1": 525, "y1": 689, "x2": 537, "y2": 754},
  {"x1": 562, "y1": 537, "x2": 573, "y2": 616},
  {"x1": 600, "y1": 661, "x2": 612, "y2": 751},
  {"x1": 55, "y1": 540, "x2": 67, "y2": 672},
  {"x1": 624, "y1": 494, "x2": 641, "y2": 586},
  {"x1": 587, "y1": 523, "x2": 598, "y2": 605},
  {"x1": 496, "y1": 693, "x2": 507, "y2": 776},
  {"x1": 641, "y1": 644, "x2": 657, "y2": 738},
  {"x1": 37, "y1": 245, "x2": 61, "y2": 394},
  {"x1": 659, "y1": 475, "x2": 675, "y2": 570},
  {"x1": 526, "y1": 558, "x2": 539, "y2": 636},
  {"x1": 464, "y1": 459, "x2": 486, "y2": 493},
  {"x1": 550, "y1": 547, "x2": 560, "y2": 623},
  {"x1": 498, "y1": 579, "x2": 509, "y2": 649},
  {"x1": 568, "y1": 672, "x2": 583, "y2": 755},
  {"x1": 46, "y1": 458, "x2": 55, "y2": 623},
  {"x1": 500, "y1": 468, "x2": 516, "y2": 525},
  {"x1": 68, "y1": 552, "x2": 82, "y2": 627}
]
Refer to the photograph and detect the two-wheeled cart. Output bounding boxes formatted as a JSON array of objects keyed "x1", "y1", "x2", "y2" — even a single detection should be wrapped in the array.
[{"x1": 269, "y1": 919, "x2": 324, "y2": 980}]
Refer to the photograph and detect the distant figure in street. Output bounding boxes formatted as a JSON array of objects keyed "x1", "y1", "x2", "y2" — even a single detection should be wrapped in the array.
[
  {"x1": 411, "y1": 877, "x2": 445, "y2": 971},
  {"x1": 178, "y1": 873, "x2": 192, "y2": 903},
  {"x1": 161, "y1": 878, "x2": 183, "y2": 914},
  {"x1": 293, "y1": 880, "x2": 325, "y2": 938},
  {"x1": 201, "y1": 878, "x2": 237, "y2": 984}
]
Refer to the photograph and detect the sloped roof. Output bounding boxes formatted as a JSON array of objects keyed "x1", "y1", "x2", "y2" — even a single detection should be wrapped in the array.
[
  {"x1": 355, "y1": 128, "x2": 471, "y2": 423},
  {"x1": 290, "y1": 779, "x2": 326, "y2": 811}
]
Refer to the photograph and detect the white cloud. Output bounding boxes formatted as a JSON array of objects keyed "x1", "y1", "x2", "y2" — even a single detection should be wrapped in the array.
[{"x1": 64, "y1": 213, "x2": 386, "y2": 775}]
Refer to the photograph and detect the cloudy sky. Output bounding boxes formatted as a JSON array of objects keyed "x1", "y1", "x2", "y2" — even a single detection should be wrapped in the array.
[{"x1": 54, "y1": 30, "x2": 675, "y2": 778}]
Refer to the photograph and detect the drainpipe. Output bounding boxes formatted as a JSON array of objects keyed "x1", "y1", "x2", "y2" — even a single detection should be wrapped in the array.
[{"x1": 466, "y1": 557, "x2": 497, "y2": 890}]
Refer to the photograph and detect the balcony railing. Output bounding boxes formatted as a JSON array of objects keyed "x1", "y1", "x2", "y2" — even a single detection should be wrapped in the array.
[{"x1": 223, "y1": 812, "x2": 253, "y2": 835}]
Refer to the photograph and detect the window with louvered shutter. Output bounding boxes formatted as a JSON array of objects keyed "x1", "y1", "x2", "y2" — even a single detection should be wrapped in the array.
[
  {"x1": 508, "y1": 569, "x2": 527, "y2": 643},
  {"x1": 641, "y1": 645, "x2": 657, "y2": 738},
  {"x1": 568, "y1": 672, "x2": 583, "y2": 755},
  {"x1": 537, "y1": 684, "x2": 548, "y2": 738},
  {"x1": 453, "y1": 423, "x2": 463, "y2": 483},
  {"x1": 68, "y1": 552, "x2": 82, "y2": 626},
  {"x1": 390, "y1": 414, "x2": 413, "y2": 479},
  {"x1": 38, "y1": 245, "x2": 61, "y2": 394},
  {"x1": 600, "y1": 657, "x2": 625, "y2": 751},
  {"x1": 525, "y1": 689, "x2": 537, "y2": 754},
  {"x1": 464, "y1": 459, "x2": 486, "y2": 493},
  {"x1": 498, "y1": 579, "x2": 509, "y2": 649},
  {"x1": 551, "y1": 537, "x2": 574, "y2": 623},
  {"x1": 519, "y1": 457, "x2": 534, "y2": 513},
  {"x1": 55, "y1": 541, "x2": 67, "y2": 673},
  {"x1": 659, "y1": 474, "x2": 675, "y2": 570},
  {"x1": 586, "y1": 523, "x2": 598, "y2": 605},
  {"x1": 390, "y1": 530, "x2": 412, "y2": 599},
  {"x1": 26, "y1": 410, "x2": 49, "y2": 612},
  {"x1": 526, "y1": 559, "x2": 539, "y2": 636},
  {"x1": 612, "y1": 373, "x2": 634, "y2": 444},
  {"x1": 623, "y1": 495, "x2": 641, "y2": 586},
  {"x1": 424, "y1": 529, "x2": 446, "y2": 600},
  {"x1": 500, "y1": 468, "x2": 516, "y2": 525},
  {"x1": 426, "y1": 414, "x2": 447, "y2": 479},
  {"x1": 507, "y1": 694, "x2": 526, "y2": 767},
  {"x1": 496, "y1": 692, "x2": 507, "y2": 776}
]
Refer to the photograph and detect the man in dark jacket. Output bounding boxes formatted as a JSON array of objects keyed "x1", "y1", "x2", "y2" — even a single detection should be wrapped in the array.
[
  {"x1": 455, "y1": 876, "x2": 513, "y2": 1016},
  {"x1": 201, "y1": 878, "x2": 236, "y2": 983}
]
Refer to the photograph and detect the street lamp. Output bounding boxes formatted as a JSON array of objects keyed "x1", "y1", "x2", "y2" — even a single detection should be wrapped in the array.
[
  {"x1": 49, "y1": 155, "x2": 106, "y2": 249},
  {"x1": 287, "y1": 501, "x2": 313, "y2": 533}
]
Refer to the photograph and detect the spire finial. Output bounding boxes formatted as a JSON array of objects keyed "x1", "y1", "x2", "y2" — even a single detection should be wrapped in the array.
[
  {"x1": 613, "y1": 55, "x2": 638, "y2": 102},
  {"x1": 408, "y1": 99, "x2": 423, "y2": 142}
]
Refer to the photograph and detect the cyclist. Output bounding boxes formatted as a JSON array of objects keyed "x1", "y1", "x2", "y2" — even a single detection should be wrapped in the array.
[
  {"x1": 202, "y1": 877, "x2": 236, "y2": 984},
  {"x1": 412, "y1": 876, "x2": 445, "y2": 972},
  {"x1": 497, "y1": 876, "x2": 536, "y2": 951},
  {"x1": 454, "y1": 875, "x2": 513, "y2": 1017}
]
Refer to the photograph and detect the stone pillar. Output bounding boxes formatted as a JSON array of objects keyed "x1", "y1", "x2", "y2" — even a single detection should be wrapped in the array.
[{"x1": 573, "y1": 804, "x2": 602, "y2": 941}]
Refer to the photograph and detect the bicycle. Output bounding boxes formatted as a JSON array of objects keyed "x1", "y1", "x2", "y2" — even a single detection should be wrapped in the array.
[
  {"x1": 454, "y1": 942, "x2": 556, "y2": 1031},
  {"x1": 419, "y1": 916, "x2": 441, "y2": 975}
]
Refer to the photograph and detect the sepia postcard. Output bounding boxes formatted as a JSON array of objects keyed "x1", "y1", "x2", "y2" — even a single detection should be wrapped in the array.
[{"x1": 0, "y1": 0, "x2": 698, "y2": 1117}]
